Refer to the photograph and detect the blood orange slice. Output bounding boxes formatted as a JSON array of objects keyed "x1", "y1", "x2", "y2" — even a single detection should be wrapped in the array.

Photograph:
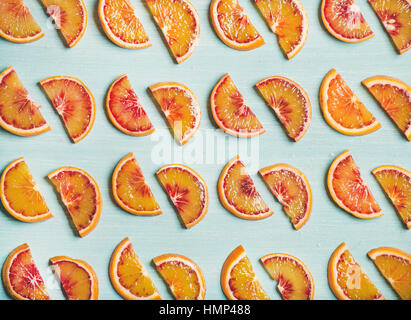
[
  {"x1": 50, "y1": 256, "x2": 98, "y2": 300},
  {"x1": 328, "y1": 150, "x2": 382, "y2": 219},
  {"x1": 2, "y1": 243, "x2": 49, "y2": 300},
  {"x1": 109, "y1": 237, "x2": 161, "y2": 300},
  {"x1": 48, "y1": 167, "x2": 102, "y2": 237},
  {"x1": 156, "y1": 164, "x2": 208, "y2": 228},
  {"x1": 112, "y1": 153, "x2": 161, "y2": 216},
  {"x1": 153, "y1": 254, "x2": 206, "y2": 300},
  {"x1": 145, "y1": 0, "x2": 200, "y2": 63},
  {"x1": 211, "y1": 74, "x2": 265, "y2": 138},
  {"x1": 321, "y1": 0, "x2": 374, "y2": 42},
  {"x1": 260, "y1": 253, "x2": 314, "y2": 300},
  {"x1": 210, "y1": 0, "x2": 265, "y2": 50},
  {"x1": 149, "y1": 82, "x2": 201, "y2": 145},
  {"x1": 259, "y1": 164, "x2": 312, "y2": 230},
  {"x1": 256, "y1": 76, "x2": 311, "y2": 141}
]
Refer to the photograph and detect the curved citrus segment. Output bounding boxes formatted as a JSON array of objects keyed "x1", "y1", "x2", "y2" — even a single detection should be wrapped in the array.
[
  {"x1": 0, "y1": 0, "x2": 44, "y2": 43},
  {"x1": 48, "y1": 167, "x2": 102, "y2": 237},
  {"x1": 2, "y1": 244, "x2": 49, "y2": 300},
  {"x1": 109, "y1": 237, "x2": 161, "y2": 300},
  {"x1": 0, "y1": 67, "x2": 50, "y2": 136},
  {"x1": 0, "y1": 157, "x2": 52, "y2": 223},
  {"x1": 106, "y1": 75, "x2": 154, "y2": 136},
  {"x1": 153, "y1": 254, "x2": 206, "y2": 300},
  {"x1": 320, "y1": 69, "x2": 380, "y2": 136},
  {"x1": 210, "y1": 0, "x2": 265, "y2": 50},
  {"x1": 50, "y1": 256, "x2": 98, "y2": 300},
  {"x1": 368, "y1": 247, "x2": 411, "y2": 300},
  {"x1": 113, "y1": 153, "x2": 161, "y2": 216},
  {"x1": 260, "y1": 253, "x2": 314, "y2": 300},
  {"x1": 256, "y1": 76, "x2": 311, "y2": 141},
  {"x1": 328, "y1": 150, "x2": 382, "y2": 219},
  {"x1": 372, "y1": 165, "x2": 411, "y2": 228},
  {"x1": 254, "y1": 0, "x2": 308, "y2": 59},
  {"x1": 211, "y1": 74, "x2": 265, "y2": 138},
  {"x1": 362, "y1": 75, "x2": 411, "y2": 141},
  {"x1": 40, "y1": 0, "x2": 87, "y2": 48},
  {"x1": 150, "y1": 82, "x2": 201, "y2": 145},
  {"x1": 321, "y1": 0, "x2": 374, "y2": 42},
  {"x1": 98, "y1": 0, "x2": 151, "y2": 49},
  {"x1": 156, "y1": 164, "x2": 208, "y2": 228},
  {"x1": 219, "y1": 156, "x2": 272, "y2": 220},
  {"x1": 259, "y1": 164, "x2": 312, "y2": 229},
  {"x1": 145, "y1": 0, "x2": 200, "y2": 63}
]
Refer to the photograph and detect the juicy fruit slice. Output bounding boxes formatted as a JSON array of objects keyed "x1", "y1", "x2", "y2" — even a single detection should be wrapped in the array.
[
  {"x1": 0, "y1": 0, "x2": 44, "y2": 43},
  {"x1": 156, "y1": 164, "x2": 208, "y2": 228},
  {"x1": 328, "y1": 150, "x2": 382, "y2": 219},
  {"x1": 149, "y1": 82, "x2": 201, "y2": 145},
  {"x1": 369, "y1": 0, "x2": 411, "y2": 54},
  {"x1": 211, "y1": 74, "x2": 265, "y2": 137},
  {"x1": 106, "y1": 75, "x2": 154, "y2": 136},
  {"x1": 153, "y1": 254, "x2": 206, "y2": 300},
  {"x1": 254, "y1": 0, "x2": 309, "y2": 59},
  {"x1": 256, "y1": 76, "x2": 311, "y2": 141},
  {"x1": 109, "y1": 237, "x2": 161, "y2": 300},
  {"x1": 210, "y1": 0, "x2": 265, "y2": 50},
  {"x1": 368, "y1": 247, "x2": 411, "y2": 300},
  {"x1": 40, "y1": 76, "x2": 96, "y2": 143},
  {"x1": 112, "y1": 153, "x2": 161, "y2": 216},
  {"x1": 362, "y1": 75, "x2": 411, "y2": 140},
  {"x1": 372, "y1": 165, "x2": 411, "y2": 228},
  {"x1": 50, "y1": 256, "x2": 98, "y2": 300},
  {"x1": 221, "y1": 245, "x2": 270, "y2": 300},
  {"x1": 219, "y1": 156, "x2": 273, "y2": 220},
  {"x1": 261, "y1": 253, "x2": 314, "y2": 300},
  {"x1": 98, "y1": 0, "x2": 151, "y2": 49},
  {"x1": 145, "y1": 0, "x2": 200, "y2": 63},
  {"x1": 48, "y1": 167, "x2": 102, "y2": 237},
  {"x1": 2, "y1": 244, "x2": 49, "y2": 300},
  {"x1": 320, "y1": 69, "x2": 381, "y2": 136},
  {"x1": 0, "y1": 67, "x2": 50, "y2": 136},
  {"x1": 321, "y1": 0, "x2": 374, "y2": 42},
  {"x1": 259, "y1": 164, "x2": 312, "y2": 229},
  {"x1": 40, "y1": 0, "x2": 87, "y2": 48},
  {"x1": 0, "y1": 157, "x2": 52, "y2": 222}
]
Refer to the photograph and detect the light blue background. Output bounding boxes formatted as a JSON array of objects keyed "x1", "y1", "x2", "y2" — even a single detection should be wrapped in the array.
[{"x1": 0, "y1": 0, "x2": 410, "y2": 300}]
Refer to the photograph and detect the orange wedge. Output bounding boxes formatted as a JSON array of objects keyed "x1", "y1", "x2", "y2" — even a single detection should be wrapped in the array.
[
  {"x1": 362, "y1": 75, "x2": 411, "y2": 141},
  {"x1": 153, "y1": 254, "x2": 206, "y2": 300},
  {"x1": 320, "y1": 69, "x2": 380, "y2": 136},
  {"x1": 210, "y1": 0, "x2": 265, "y2": 50},
  {"x1": 2, "y1": 243, "x2": 49, "y2": 300},
  {"x1": 211, "y1": 74, "x2": 265, "y2": 138},
  {"x1": 109, "y1": 237, "x2": 161, "y2": 300},
  {"x1": 50, "y1": 256, "x2": 98, "y2": 300},
  {"x1": 48, "y1": 166, "x2": 102, "y2": 237},
  {"x1": 259, "y1": 164, "x2": 312, "y2": 230},
  {"x1": 145, "y1": 0, "x2": 200, "y2": 63},
  {"x1": 156, "y1": 164, "x2": 208, "y2": 228},
  {"x1": 368, "y1": 247, "x2": 411, "y2": 300},
  {"x1": 0, "y1": 0, "x2": 44, "y2": 43},
  {"x1": 40, "y1": 0, "x2": 87, "y2": 48},
  {"x1": 149, "y1": 82, "x2": 201, "y2": 145},
  {"x1": 256, "y1": 76, "x2": 311, "y2": 141},
  {"x1": 328, "y1": 150, "x2": 382, "y2": 219},
  {"x1": 254, "y1": 0, "x2": 309, "y2": 59},
  {"x1": 106, "y1": 74, "x2": 155, "y2": 136},
  {"x1": 98, "y1": 0, "x2": 151, "y2": 49},
  {"x1": 372, "y1": 165, "x2": 411, "y2": 228},
  {"x1": 261, "y1": 253, "x2": 314, "y2": 300},
  {"x1": 321, "y1": 0, "x2": 374, "y2": 42}
]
